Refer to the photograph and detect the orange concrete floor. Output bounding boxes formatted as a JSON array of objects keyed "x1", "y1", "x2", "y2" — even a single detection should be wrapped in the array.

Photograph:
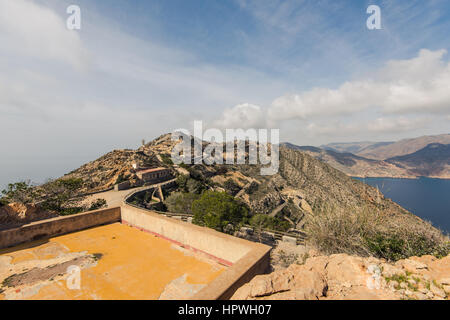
[{"x1": 0, "y1": 223, "x2": 226, "y2": 300}]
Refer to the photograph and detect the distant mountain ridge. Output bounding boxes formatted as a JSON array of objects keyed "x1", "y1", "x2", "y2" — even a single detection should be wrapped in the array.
[
  {"x1": 321, "y1": 141, "x2": 394, "y2": 155},
  {"x1": 282, "y1": 143, "x2": 415, "y2": 179},
  {"x1": 386, "y1": 143, "x2": 450, "y2": 178},
  {"x1": 285, "y1": 134, "x2": 450, "y2": 179},
  {"x1": 322, "y1": 134, "x2": 450, "y2": 160}
]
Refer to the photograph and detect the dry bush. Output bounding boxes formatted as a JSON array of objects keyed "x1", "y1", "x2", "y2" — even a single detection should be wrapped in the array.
[{"x1": 304, "y1": 204, "x2": 449, "y2": 261}]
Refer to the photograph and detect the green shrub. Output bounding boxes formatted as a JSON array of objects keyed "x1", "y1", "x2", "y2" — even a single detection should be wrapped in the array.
[
  {"x1": 176, "y1": 174, "x2": 189, "y2": 191},
  {"x1": 224, "y1": 179, "x2": 241, "y2": 196},
  {"x1": 115, "y1": 173, "x2": 126, "y2": 184},
  {"x1": 250, "y1": 214, "x2": 291, "y2": 232},
  {"x1": 176, "y1": 174, "x2": 205, "y2": 194},
  {"x1": 160, "y1": 154, "x2": 173, "y2": 165},
  {"x1": 179, "y1": 163, "x2": 189, "y2": 169},
  {"x1": 189, "y1": 167, "x2": 205, "y2": 181},
  {"x1": 0, "y1": 197, "x2": 8, "y2": 207},
  {"x1": 365, "y1": 231, "x2": 450, "y2": 261},
  {"x1": 58, "y1": 207, "x2": 84, "y2": 216},
  {"x1": 365, "y1": 234, "x2": 407, "y2": 261},
  {"x1": 192, "y1": 191, "x2": 248, "y2": 232},
  {"x1": 1, "y1": 181, "x2": 36, "y2": 204},
  {"x1": 186, "y1": 179, "x2": 205, "y2": 194},
  {"x1": 40, "y1": 178, "x2": 84, "y2": 215},
  {"x1": 165, "y1": 192, "x2": 200, "y2": 214},
  {"x1": 89, "y1": 198, "x2": 107, "y2": 211},
  {"x1": 246, "y1": 181, "x2": 259, "y2": 195}
]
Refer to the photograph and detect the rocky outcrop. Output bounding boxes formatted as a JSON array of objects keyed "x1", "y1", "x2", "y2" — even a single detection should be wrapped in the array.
[
  {"x1": 231, "y1": 251, "x2": 450, "y2": 300},
  {"x1": 62, "y1": 149, "x2": 163, "y2": 193},
  {"x1": 0, "y1": 202, "x2": 57, "y2": 230}
]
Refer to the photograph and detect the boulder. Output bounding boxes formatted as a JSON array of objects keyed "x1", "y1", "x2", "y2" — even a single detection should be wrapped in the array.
[
  {"x1": 395, "y1": 259, "x2": 428, "y2": 274},
  {"x1": 326, "y1": 254, "x2": 367, "y2": 287}
]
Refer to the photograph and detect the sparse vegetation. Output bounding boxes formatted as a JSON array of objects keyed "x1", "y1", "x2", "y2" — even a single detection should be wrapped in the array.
[
  {"x1": 0, "y1": 197, "x2": 8, "y2": 207},
  {"x1": 224, "y1": 178, "x2": 241, "y2": 196},
  {"x1": 160, "y1": 153, "x2": 173, "y2": 165},
  {"x1": 246, "y1": 181, "x2": 259, "y2": 194},
  {"x1": 304, "y1": 204, "x2": 449, "y2": 261},
  {"x1": 88, "y1": 198, "x2": 107, "y2": 211},
  {"x1": 277, "y1": 250, "x2": 299, "y2": 268},
  {"x1": 39, "y1": 178, "x2": 85, "y2": 215},
  {"x1": 1, "y1": 181, "x2": 36, "y2": 204},
  {"x1": 115, "y1": 173, "x2": 128, "y2": 184}
]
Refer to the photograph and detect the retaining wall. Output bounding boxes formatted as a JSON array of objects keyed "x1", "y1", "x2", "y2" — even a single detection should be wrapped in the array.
[
  {"x1": 0, "y1": 207, "x2": 121, "y2": 249},
  {"x1": 121, "y1": 205, "x2": 251, "y2": 264}
]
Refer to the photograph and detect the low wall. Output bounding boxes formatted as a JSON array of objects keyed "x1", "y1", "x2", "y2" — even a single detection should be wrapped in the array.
[
  {"x1": 0, "y1": 207, "x2": 121, "y2": 249},
  {"x1": 121, "y1": 205, "x2": 253, "y2": 264},
  {"x1": 114, "y1": 181, "x2": 131, "y2": 191},
  {"x1": 192, "y1": 242, "x2": 271, "y2": 300}
]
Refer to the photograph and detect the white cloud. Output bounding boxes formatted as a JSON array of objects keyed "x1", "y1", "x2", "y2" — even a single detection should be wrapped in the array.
[
  {"x1": 268, "y1": 49, "x2": 450, "y2": 122},
  {"x1": 0, "y1": 0, "x2": 88, "y2": 68},
  {"x1": 213, "y1": 103, "x2": 266, "y2": 129},
  {"x1": 269, "y1": 80, "x2": 384, "y2": 120},
  {"x1": 210, "y1": 50, "x2": 449, "y2": 144}
]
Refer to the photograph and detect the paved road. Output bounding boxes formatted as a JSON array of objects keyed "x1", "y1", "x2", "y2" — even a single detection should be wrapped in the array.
[{"x1": 84, "y1": 179, "x2": 176, "y2": 208}]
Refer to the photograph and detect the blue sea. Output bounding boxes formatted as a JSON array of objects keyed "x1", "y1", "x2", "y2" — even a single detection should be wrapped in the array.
[{"x1": 354, "y1": 177, "x2": 450, "y2": 234}]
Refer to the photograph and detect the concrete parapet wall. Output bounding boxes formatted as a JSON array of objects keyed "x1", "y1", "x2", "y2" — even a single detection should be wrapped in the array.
[
  {"x1": 121, "y1": 206, "x2": 252, "y2": 264},
  {"x1": 114, "y1": 181, "x2": 131, "y2": 191},
  {"x1": 282, "y1": 235, "x2": 298, "y2": 245},
  {"x1": 192, "y1": 243, "x2": 271, "y2": 300},
  {"x1": 0, "y1": 207, "x2": 121, "y2": 249}
]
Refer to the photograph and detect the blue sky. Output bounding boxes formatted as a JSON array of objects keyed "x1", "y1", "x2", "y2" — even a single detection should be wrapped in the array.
[{"x1": 0, "y1": 0, "x2": 450, "y2": 186}]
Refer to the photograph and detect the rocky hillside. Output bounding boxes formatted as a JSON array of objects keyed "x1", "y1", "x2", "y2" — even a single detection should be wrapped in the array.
[
  {"x1": 56, "y1": 133, "x2": 440, "y2": 236},
  {"x1": 62, "y1": 149, "x2": 162, "y2": 193},
  {"x1": 232, "y1": 250, "x2": 450, "y2": 300}
]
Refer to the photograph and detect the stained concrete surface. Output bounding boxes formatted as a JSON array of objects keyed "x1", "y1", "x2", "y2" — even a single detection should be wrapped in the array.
[{"x1": 0, "y1": 223, "x2": 225, "y2": 300}]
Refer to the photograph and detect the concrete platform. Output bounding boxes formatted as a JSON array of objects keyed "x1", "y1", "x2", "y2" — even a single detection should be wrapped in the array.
[
  {"x1": 0, "y1": 205, "x2": 271, "y2": 300},
  {"x1": 0, "y1": 223, "x2": 226, "y2": 300}
]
